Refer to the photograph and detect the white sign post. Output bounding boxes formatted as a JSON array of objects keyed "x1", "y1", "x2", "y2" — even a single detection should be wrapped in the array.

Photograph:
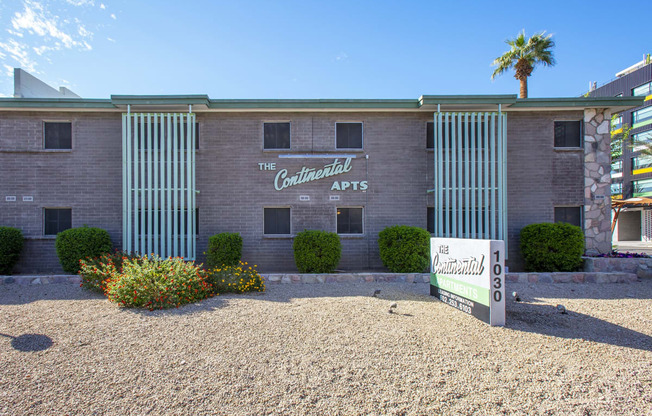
[{"x1": 430, "y1": 238, "x2": 505, "y2": 326}]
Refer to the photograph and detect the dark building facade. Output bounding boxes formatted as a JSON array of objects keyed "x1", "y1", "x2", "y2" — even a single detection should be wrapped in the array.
[
  {"x1": 589, "y1": 58, "x2": 652, "y2": 241},
  {"x1": 0, "y1": 88, "x2": 642, "y2": 274}
]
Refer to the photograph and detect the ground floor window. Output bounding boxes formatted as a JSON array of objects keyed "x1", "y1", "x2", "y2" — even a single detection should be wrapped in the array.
[
  {"x1": 264, "y1": 207, "x2": 291, "y2": 235},
  {"x1": 337, "y1": 207, "x2": 363, "y2": 234},
  {"x1": 554, "y1": 206, "x2": 582, "y2": 228},
  {"x1": 44, "y1": 208, "x2": 72, "y2": 235}
]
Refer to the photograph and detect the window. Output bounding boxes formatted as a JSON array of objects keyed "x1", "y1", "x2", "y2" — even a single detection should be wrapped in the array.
[
  {"x1": 611, "y1": 182, "x2": 622, "y2": 196},
  {"x1": 633, "y1": 82, "x2": 652, "y2": 97},
  {"x1": 264, "y1": 208, "x2": 290, "y2": 235},
  {"x1": 336, "y1": 123, "x2": 363, "y2": 149},
  {"x1": 426, "y1": 122, "x2": 434, "y2": 149},
  {"x1": 44, "y1": 208, "x2": 72, "y2": 235},
  {"x1": 263, "y1": 122, "x2": 290, "y2": 149},
  {"x1": 633, "y1": 131, "x2": 652, "y2": 151},
  {"x1": 427, "y1": 207, "x2": 434, "y2": 233},
  {"x1": 633, "y1": 106, "x2": 652, "y2": 125},
  {"x1": 554, "y1": 206, "x2": 582, "y2": 228},
  {"x1": 632, "y1": 155, "x2": 652, "y2": 173},
  {"x1": 337, "y1": 207, "x2": 363, "y2": 234},
  {"x1": 554, "y1": 121, "x2": 582, "y2": 148},
  {"x1": 611, "y1": 115, "x2": 623, "y2": 131},
  {"x1": 611, "y1": 160, "x2": 622, "y2": 174},
  {"x1": 634, "y1": 178, "x2": 652, "y2": 197},
  {"x1": 44, "y1": 122, "x2": 72, "y2": 149}
]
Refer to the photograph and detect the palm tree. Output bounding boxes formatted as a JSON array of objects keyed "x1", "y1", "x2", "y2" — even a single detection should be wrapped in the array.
[{"x1": 491, "y1": 30, "x2": 556, "y2": 98}]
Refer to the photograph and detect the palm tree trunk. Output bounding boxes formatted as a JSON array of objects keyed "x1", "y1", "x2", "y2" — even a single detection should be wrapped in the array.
[{"x1": 519, "y1": 78, "x2": 528, "y2": 98}]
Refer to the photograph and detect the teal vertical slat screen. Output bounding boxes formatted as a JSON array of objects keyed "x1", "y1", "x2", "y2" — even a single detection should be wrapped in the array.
[
  {"x1": 122, "y1": 113, "x2": 197, "y2": 260},
  {"x1": 432, "y1": 112, "x2": 507, "y2": 251}
]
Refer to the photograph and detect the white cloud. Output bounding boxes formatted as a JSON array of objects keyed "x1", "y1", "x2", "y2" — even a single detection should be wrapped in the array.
[
  {"x1": 3, "y1": 64, "x2": 15, "y2": 77},
  {"x1": 107, "y1": 37, "x2": 115, "y2": 42},
  {"x1": 66, "y1": 0, "x2": 95, "y2": 6},
  {"x1": 100, "y1": 3, "x2": 106, "y2": 9},
  {"x1": 78, "y1": 25, "x2": 90, "y2": 37},
  {"x1": 0, "y1": 39, "x2": 37, "y2": 72},
  {"x1": 110, "y1": 13, "x2": 116, "y2": 20},
  {"x1": 12, "y1": 1, "x2": 78, "y2": 48},
  {"x1": 335, "y1": 52, "x2": 349, "y2": 61},
  {"x1": 7, "y1": 29, "x2": 24, "y2": 38}
]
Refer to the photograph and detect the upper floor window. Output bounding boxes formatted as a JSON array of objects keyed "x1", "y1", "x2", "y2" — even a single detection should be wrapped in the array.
[
  {"x1": 633, "y1": 106, "x2": 652, "y2": 125},
  {"x1": 611, "y1": 182, "x2": 622, "y2": 196},
  {"x1": 633, "y1": 178, "x2": 652, "y2": 197},
  {"x1": 633, "y1": 131, "x2": 652, "y2": 151},
  {"x1": 44, "y1": 122, "x2": 72, "y2": 149},
  {"x1": 632, "y1": 82, "x2": 652, "y2": 97},
  {"x1": 336, "y1": 122, "x2": 363, "y2": 149},
  {"x1": 611, "y1": 160, "x2": 623, "y2": 174},
  {"x1": 263, "y1": 122, "x2": 290, "y2": 149},
  {"x1": 611, "y1": 115, "x2": 623, "y2": 131},
  {"x1": 426, "y1": 122, "x2": 434, "y2": 149},
  {"x1": 44, "y1": 208, "x2": 72, "y2": 235},
  {"x1": 553, "y1": 120, "x2": 582, "y2": 148},
  {"x1": 632, "y1": 155, "x2": 652, "y2": 173}
]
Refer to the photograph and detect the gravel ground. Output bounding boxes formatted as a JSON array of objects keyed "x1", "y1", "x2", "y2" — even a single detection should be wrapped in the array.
[{"x1": 1, "y1": 281, "x2": 651, "y2": 416}]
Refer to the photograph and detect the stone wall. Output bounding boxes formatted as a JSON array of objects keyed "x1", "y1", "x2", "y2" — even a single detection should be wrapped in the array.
[{"x1": 583, "y1": 108, "x2": 612, "y2": 255}]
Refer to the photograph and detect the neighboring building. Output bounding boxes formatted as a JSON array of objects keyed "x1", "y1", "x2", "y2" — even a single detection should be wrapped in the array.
[
  {"x1": 589, "y1": 56, "x2": 652, "y2": 241},
  {"x1": 0, "y1": 71, "x2": 643, "y2": 273}
]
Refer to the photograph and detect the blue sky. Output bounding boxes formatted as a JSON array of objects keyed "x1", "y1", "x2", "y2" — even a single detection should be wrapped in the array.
[{"x1": 0, "y1": 0, "x2": 650, "y2": 99}]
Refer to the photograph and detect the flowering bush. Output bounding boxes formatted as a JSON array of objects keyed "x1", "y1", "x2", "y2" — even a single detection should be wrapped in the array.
[
  {"x1": 204, "y1": 261, "x2": 265, "y2": 294},
  {"x1": 79, "y1": 251, "x2": 138, "y2": 293},
  {"x1": 591, "y1": 250, "x2": 650, "y2": 258},
  {"x1": 104, "y1": 256, "x2": 212, "y2": 310}
]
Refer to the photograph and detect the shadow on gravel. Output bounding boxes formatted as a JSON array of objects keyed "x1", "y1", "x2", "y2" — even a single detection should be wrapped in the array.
[
  {"x1": 506, "y1": 280, "x2": 652, "y2": 300},
  {"x1": 0, "y1": 333, "x2": 53, "y2": 352},
  {"x1": 506, "y1": 301, "x2": 652, "y2": 352}
]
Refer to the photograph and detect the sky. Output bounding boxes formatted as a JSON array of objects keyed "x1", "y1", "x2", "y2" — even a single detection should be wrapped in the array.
[{"x1": 0, "y1": 0, "x2": 650, "y2": 99}]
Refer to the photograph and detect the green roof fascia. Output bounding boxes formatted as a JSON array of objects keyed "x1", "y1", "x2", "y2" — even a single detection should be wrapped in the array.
[
  {"x1": 111, "y1": 95, "x2": 210, "y2": 106},
  {"x1": 418, "y1": 95, "x2": 517, "y2": 106},
  {"x1": 207, "y1": 99, "x2": 419, "y2": 109},
  {"x1": 0, "y1": 98, "x2": 115, "y2": 109},
  {"x1": 511, "y1": 96, "x2": 645, "y2": 109}
]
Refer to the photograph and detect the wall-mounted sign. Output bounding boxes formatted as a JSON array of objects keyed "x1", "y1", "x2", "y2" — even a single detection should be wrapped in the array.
[
  {"x1": 430, "y1": 237, "x2": 505, "y2": 326},
  {"x1": 258, "y1": 158, "x2": 367, "y2": 192}
]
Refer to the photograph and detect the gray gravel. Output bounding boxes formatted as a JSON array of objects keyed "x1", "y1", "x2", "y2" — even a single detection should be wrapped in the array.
[{"x1": 1, "y1": 281, "x2": 651, "y2": 415}]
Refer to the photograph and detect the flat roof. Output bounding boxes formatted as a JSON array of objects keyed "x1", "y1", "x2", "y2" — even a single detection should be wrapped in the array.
[{"x1": 0, "y1": 94, "x2": 644, "y2": 113}]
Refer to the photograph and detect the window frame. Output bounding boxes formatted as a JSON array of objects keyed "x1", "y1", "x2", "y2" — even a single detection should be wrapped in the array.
[
  {"x1": 263, "y1": 207, "x2": 291, "y2": 236},
  {"x1": 335, "y1": 122, "x2": 363, "y2": 150},
  {"x1": 43, "y1": 208, "x2": 72, "y2": 236},
  {"x1": 633, "y1": 106, "x2": 652, "y2": 125},
  {"x1": 336, "y1": 206, "x2": 364, "y2": 235},
  {"x1": 43, "y1": 121, "x2": 73, "y2": 150},
  {"x1": 553, "y1": 120, "x2": 583, "y2": 149},
  {"x1": 263, "y1": 121, "x2": 291, "y2": 150}
]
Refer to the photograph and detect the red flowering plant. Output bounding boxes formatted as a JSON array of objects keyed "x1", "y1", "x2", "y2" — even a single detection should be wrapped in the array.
[
  {"x1": 104, "y1": 255, "x2": 212, "y2": 310},
  {"x1": 79, "y1": 251, "x2": 138, "y2": 293}
]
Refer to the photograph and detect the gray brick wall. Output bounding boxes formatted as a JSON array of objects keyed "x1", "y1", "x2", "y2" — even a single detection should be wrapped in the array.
[{"x1": 1, "y1": 109, "x2": 591, "y2": 274}]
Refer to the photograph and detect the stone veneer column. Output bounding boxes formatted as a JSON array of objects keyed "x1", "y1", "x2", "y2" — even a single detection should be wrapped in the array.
[{"x1": 584, "y1": 108, "x2": 612, "y2": 254}]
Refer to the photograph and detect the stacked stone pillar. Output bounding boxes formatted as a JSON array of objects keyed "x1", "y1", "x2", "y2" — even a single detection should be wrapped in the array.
[{"x1": 584, "y1": 108, "x2": 612, "y2": 254}]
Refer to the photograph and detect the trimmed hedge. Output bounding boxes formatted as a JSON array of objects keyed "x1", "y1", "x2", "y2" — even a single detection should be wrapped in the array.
[
  {"x1": 206, "y1": 232, "x2": 243, "y2": 268},
  {"x1": 55, "y1": 226, "x2": 113, "y2": 274},
  {"x1": 378, "y1": 225, "x2": 431, "y2": 273},
  {"x1": 0, "y1": 226, "x2": 24, "y2": 275},
  {"x1": 293, "y1": 230, "x2": 341, "y2": 273},
  {"x1": 520, "y1": 222, "x2": 585, "y2": 272}
]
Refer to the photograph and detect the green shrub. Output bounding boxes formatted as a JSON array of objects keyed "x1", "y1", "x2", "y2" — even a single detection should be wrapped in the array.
[
  {"x1": 206, "y1": 232, "x2": 243, "y2": 268},
  {"x1": 378, "y1": 225, "x2": 431, "y2": 273},
  {"x1": 293, "y1": 230, "x2": 341, "y2": 273},
  {"x1": 104, "y1": 256, "x2": 211, "y2": 310},
  {"x1": 204, "y1": 261, "x2": 265, "y2": 294},
  {"x1": 55, "y1": 226, "x2": 113, "y2": 274},
  {"x1": 0, "y1": 226, "x2": 24, "y2": 275},
  {"x1": 79, "y1": 251, "x2": 138, "y2": 293},
  {"x1": 520, "y1": 222, "x2": 585, "y2": 272}
]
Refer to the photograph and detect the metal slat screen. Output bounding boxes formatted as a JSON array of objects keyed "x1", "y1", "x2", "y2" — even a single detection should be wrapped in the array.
[
  {"x1": 122, "y1": 113, "x2": 196, "y2": 260},
  {"x1": 433, "y1": 112, "x2": 507, "y2": 247}
]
